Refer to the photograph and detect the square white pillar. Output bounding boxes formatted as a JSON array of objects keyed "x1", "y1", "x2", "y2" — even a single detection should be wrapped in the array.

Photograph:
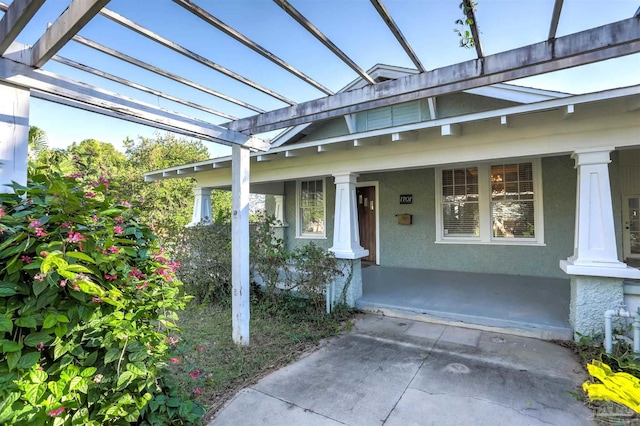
[
  {"x1": 273, "y1": 194, "x2": 288, "y2": 227},
  {"x1": 188, "y1": 187, "x2": 212, "y2": 226},
  {"x1": 0, "y1": 83, "x2": 30, "y2": 193},
  {"x1": 560, "y1": 148, "x2": 640, "y2": 279},
  {"x1": 329, "y1": 173, "x2": 369, "y2": 260},
  {"x1": 232, "y1": 145, "x2": 250, "y2": 345}
]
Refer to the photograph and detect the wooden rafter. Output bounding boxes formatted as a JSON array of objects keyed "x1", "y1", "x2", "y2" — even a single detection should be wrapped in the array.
[
  {"x1": 31, "y1": 0, "x2": 111, "y2": 68},
  {"x1": 227, "y1": 17, "x2": 640, "y2": 133},
  {"x1": 172, "y1": 0, "x2": 333, "y2": 96},
  {"x1": 52, "y1": 55, "x2": 238, "y2": 120},
  {"x1": 273, "y1": 0, "x2": 375, "y2": 85},
  {"x1": 462, "y1": 0, "x2": 483, "y2": 59},
  {"x1": 548, "y1": 0, "x2": 564, "y2": 40},
  {"x1": 369, "y1": 0, "x2": 425, "y2": 72},
  {"x1": 72, "y1": 35, "x2": 265, "y2": 113},
  {"x1": 0, "y1": 0, "x2": 45, "y2": 55},
  {"x1": 99, "y1": 8, "x2": 296, "y2": 105}
]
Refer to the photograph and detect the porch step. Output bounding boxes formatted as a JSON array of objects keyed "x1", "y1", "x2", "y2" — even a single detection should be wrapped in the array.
[{"x1": 356, "y1": 301, "x2": 573, "y2": 341}]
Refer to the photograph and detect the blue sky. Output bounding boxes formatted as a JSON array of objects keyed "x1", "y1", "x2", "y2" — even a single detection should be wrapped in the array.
[{"x1": 7, "y1": 0, "x2": 640, "y2": 156}]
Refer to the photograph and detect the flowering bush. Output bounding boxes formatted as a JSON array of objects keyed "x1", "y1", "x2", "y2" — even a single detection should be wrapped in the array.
[{"x1": 0, "y1": 168, "x2": 204, "y2": 424}]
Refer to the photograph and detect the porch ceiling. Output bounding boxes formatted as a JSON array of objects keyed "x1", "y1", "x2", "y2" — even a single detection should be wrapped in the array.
[{"x1": 0, "y1": 0, "x2": 639, "y2": 152}]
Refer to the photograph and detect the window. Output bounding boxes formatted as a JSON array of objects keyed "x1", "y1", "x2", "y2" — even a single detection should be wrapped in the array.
[
  {"x1": 436, "y1": 160, "x2": 543, "y2": 245},
  {"x1": 297, "y1": 179, "x2": 326, "y2": 238}
]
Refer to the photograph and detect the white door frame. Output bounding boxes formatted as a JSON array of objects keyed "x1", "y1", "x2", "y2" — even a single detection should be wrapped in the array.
[
  {"x1": 357, "y1": 181, "x2": 380, "y2": 265},
  {"x1": 623, "y1": 194, "x2": 640, "y2": 260}
]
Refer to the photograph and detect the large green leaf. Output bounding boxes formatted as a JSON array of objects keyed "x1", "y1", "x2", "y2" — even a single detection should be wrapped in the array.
[
  {"x1": 6, "y1": 351, "x2": 20, "y2": 371},
  {"x1": 104, "y1": 347, "x2": 121, "y2": 364},
  {"x1": 24, "y1": 332, "x2": 53, "y2": 347},
  {"x1": 76, "y1": 280, "x2": 105, "y2": 297},
  {"x1": 41, "y1": 251, "x2": 67, "y2": 274},
  {"x1": 65, "y1": 251, "x2": 96, "y2": 264},
  {"x1": 16, "y1": 352, "x2": 41, "y2": 370},
  {"x1": 0, "y1": 317, "x2": 12, "y2": 333},
  {"x1": 14, "y1": 316, "x2": 36, "y2": 328}
]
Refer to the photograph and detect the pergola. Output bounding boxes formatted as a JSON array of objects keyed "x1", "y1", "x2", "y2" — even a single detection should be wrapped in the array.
[{"x1": 1, "y1": 0, "x2": 639, "y2": 344}]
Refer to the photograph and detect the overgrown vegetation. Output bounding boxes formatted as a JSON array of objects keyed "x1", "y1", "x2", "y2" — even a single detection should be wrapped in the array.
[{"x1": 0, "y1": 167, "x2": 203, "y2": 424}]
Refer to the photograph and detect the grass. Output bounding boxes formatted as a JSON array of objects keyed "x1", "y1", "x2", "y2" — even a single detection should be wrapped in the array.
[{"x1": 165, "y1": 296, "x2": 354, "y2": 422}]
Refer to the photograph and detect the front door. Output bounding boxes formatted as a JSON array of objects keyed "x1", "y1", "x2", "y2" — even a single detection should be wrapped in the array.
[
  {"x1": 357, "y1": 186, "x2": 376, "y2": 263},
  {"x1": 624, "y1": 195, "x2": 640, "y2": 260}
]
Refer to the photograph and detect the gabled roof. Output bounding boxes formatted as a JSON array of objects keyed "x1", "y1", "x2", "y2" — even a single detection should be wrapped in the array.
[{"x1": 270, "y1": 64, "x2": 572, "y2": 148}]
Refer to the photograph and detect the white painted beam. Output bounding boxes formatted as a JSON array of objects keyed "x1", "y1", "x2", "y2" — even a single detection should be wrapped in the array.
[
  {"x1": 231, "y1": 145, "x2": 250, "y2": 345},
  {"x1": 0, "y1": 83, "x2": 29, "y2": 192},
  {"x1": 344, "y1": 114, "x2": 357, "y2": 133},
  {"x1": 0, "y1": 52, "x2": 269, "y2": 151},
  {"x1": 31, "y1": 0, "x2": 111, "y2": 68},
  {"x1": 353, "y1": 138, "x2": 380, "y2": 147},
  {"x1": 285, "y1": 147, "x2": 316, "y2": 158},
  {"x1": 441, "y1": 124, "x2": 461, "y2": 137},
  {"x1": 318, "y1": 143, "x2": 347, "y2": 153},
  {"x1": 228, "y1": 18, "x2": 640, "y2": 134},
  {"x1": 172, "y1": 0, "x2": 333, "y2": 96},
  {"x1": 548, "y1": 0, "x2": 564, "y2": 40},
  {"x1": 563, "y1": 104, "x2": 575, "y2": 119},
  {"x1": 274, "y1": 0, "x2": 375, "y2": 85},
  {"x1": 391, "y1": 131, "x2": 417, "y2": 142},
  {"x1": 427, "y1": 97, "x2": 437, "y2": 119},
  {"x1": 329, "y1": 173, "x2": 369, "y2": 259},
  {"x1": 73, "y1": 35, "x2": 265, "y2": 113},
  {"x1": 100, "y1": 8, "x2": 295, "y2": 105},
  {"x1": 52, "y1": 55, "x2": 237, "y2": 120},
  {"x1": 0, "y1": 0, "x2": 46, "y2": 55},
  {"x1": 256, "y1": 154, "x2": 277, "y2": 162}
]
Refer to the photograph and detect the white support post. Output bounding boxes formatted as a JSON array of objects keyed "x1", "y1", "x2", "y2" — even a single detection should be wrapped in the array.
[
  {"x1": 329, "y1": 173, "x2": 369, "y2": 259},
  {"x1": 231, "y1": 145, "x2": 250, "y2": 345},
  {"x1": 560, "y1": 147, "x2": 640, "y2": 279},
  {"x1": 0, "y1": 83, "x2": 29, "y2": 193},
  {"x1": 188, "y1": 187, "x2": 212, "y2": 226},
  {"x1": 273, "y1": 195, "x2": 288, "y2": 226}
]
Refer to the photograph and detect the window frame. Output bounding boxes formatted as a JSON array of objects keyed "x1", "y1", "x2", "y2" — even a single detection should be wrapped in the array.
[
  {"x1": 296, "y1": 178, "x2": 327, "y2": 239},
  {"x1": 435, "y1": 159, "x2": 544, "y2": 246}
]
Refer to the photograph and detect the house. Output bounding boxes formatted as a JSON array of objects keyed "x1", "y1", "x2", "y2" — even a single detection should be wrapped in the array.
[{"x1": 147, "y1": 64, "x2": 640, "y2": 340}]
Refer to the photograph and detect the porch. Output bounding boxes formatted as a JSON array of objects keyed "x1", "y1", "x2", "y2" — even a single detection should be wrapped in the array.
[{"x1": 357, "y1": 266, "x2": 572, "y2": 340}]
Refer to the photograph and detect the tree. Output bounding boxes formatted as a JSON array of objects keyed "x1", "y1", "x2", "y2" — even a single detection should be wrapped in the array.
[
  {"x1": 28, "y1": 126, "x2": 48, "y2": 160},
  {"x1": 67, "y1": 139, "x2": 128, "y2": 182}
]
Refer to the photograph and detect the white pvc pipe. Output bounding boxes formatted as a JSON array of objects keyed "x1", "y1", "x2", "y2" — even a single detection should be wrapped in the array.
[{"x1": 604, "y1": 308, "x2": 640, "y2": 354}]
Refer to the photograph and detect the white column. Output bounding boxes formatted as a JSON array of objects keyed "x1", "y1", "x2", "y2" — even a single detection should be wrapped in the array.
[
  {"x1": 231, "y1": 145, "x2": 250, "y2": 345},
  {"x1": 273, "y1": 194, "x2": 288, "y2": 226},
  {"x1": 560, "y1": 147, "x2": 640, "y2": 279},
  {"x1": 329, "y1": 173, "x2": 369, "y2": 259},
  {"x1": 0, "y1": 83, "x2": 29, "y2": 193},
  {"x1": 188, "y1": 187, "x2": 212, "y2": 226}
]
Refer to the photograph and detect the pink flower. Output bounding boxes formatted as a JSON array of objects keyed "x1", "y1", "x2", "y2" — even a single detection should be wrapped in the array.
[
  {"x1": 136, "y1": 282, "x2": 148, "y2": 290},
  {"x1": 169, "y1": 358, "x2": 180, "y2": 364},
  {"x1": 47, "y1": 407, "x2": 65, "y2": 417},
  {"x1": 195, "y1": 346, "x2": 205, "y2": 352},
  {"x1": 166, "y1": 336, "x2": 179, "y2": 345},
  {"x1": 0, "y1": 207, "x2": 4, "y2": 218},
  {"x1": 91, "y1": 297, "x2": 103, "y2": 303},
  {"x1": 20, "y1": 255, "x2": 31, "y2": 264},
  {"x1": 37, "y1": 342, "x2": 44, "y2": 351},
  {"x1": 40, "y1": 251, "x2": 48, "y2": 258},
  {"x1": 104, "y1": 273, "x2": 117, "y2": 281},
  {"x1": 189, "y1": 369, "x2": 202, "y2": 379},
  {"x1": 92, "y1": 215, "x2": 98, "y2": 222},
  {"x1": 85, "y1": 192, "x2": 96, "y2": 198},
  {"x1": 73, "y1": 284, "x2": 79, "y2": 291},
  {"x1": 60, "y1": 222, "x2": 72, "y2": 229},
  {"x1": 193, "y1": 387, "x2": 203, "y2": 397},
  {"x1": 115, "y1": 215, "x2": 124, "y2": 224},
  {"x1": 129, "y1": 268, "x2": 146, "y2": 279},
  {"x1": 108, "y1": 246, "x2": 119, "y2": 254},
  {"x1": 66, "y1": 231, "x2": 86, "y2": 243},
  {"x1": 114, "y1": 226, "x2": 124, "y2": 235},
  {"x1": 28, "y1": 219, "x2": 42, "y2": 227},
  {"x1": 34, "y1": 273, "x2": 45, "y2": 282},
  {"x1": 66, "y1": 172, "x2": 84, "y2": 178},
  {"x1": 119, "y1": 200, "x2": 132, "y2": 208},
  {"x1": 60, "y1": 280, "x2": 67, "y2": 288},
  {"x1": 34, "y1": 228, "x2": 47, "y2": 237}
]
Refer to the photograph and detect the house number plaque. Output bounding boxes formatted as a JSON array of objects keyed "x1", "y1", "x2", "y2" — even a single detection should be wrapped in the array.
[{"x1": 399, "y1": 194, "x2": 413, "y2": 204}]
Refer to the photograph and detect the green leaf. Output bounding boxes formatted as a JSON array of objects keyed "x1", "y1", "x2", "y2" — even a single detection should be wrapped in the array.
[
  {"x1": 0, "y1": 317, "x2": 12, "y2": 333},
  {"x1": 65, "y1": 251, "x2": 96, "y2": 264},
  {"x1": 32, "y1": 279, "x2": 48, "y2": 297},
  {"x1": 104, "y1": 347, "x2": 120, "y2": 364},
  {"x1": 2, "y1": 341, "x2": 23, "y2": 352},
  {"x1": 0, "y1": 281, "x2": 18, "y2": 297},
  {"x1": 17, "y1": 351, "x2": 41, "y2": 370},
  {"x1": 116, "y1": 371, "x2": 134, "y2": 390},
  {"x1": 83, "y1": 350, "x2": 98, "y2": 367},
  {"x1": 65, "y1": 264, "x2": 94, "y2": 274},
  {"x1": 126, "y1": 362, "x2": 146, "y2": 376},
  {"x1": 43, "y1": 314, "x2": 58, "y2": 329},
  {"x1": 15, "y1": 316, "x2": 37, "y2": 328},
  {"x1": 0, "y1": 391, "x2": 20, "y2": 419},
  {"x1": 76, "y1": 280, "x2": 105, "y2": 297},
  {"x1": 80, "y1": 367, "x2": 97, "y2": 377},
  {"x1": 69, "y1": 376, "x2": 84, "y2": 391},
  {"x1": 54, "y1": 324, "x2": 68, "y2": 338},
  {"x1": 41, "y1": 251, "x2": 67, "y2": 274},
  {"x1": 56, "y1": 314, "x2": 69, "y2": 323},
  {"x1": 24, "y1": 332, "x2": 53, "y2": 347},
  {"x1": 53, "y1": 343, "x2": 68, "y2": 360},
  {"x1": 29, "y1": 368, "x2": 47, "y2": 384},
  {"x1": 7, "y1": 350, "x2": 20, "y2": 371}
]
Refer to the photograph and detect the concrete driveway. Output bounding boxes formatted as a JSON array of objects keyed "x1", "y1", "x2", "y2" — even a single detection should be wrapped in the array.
[{"x1": 209, "y1": 314, "x2": 592, "y2": 425}]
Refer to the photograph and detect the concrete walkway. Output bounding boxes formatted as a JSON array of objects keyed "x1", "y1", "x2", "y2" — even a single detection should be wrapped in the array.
[{"x1": 209, "y1": 314, "x2": 592, "y2": 425}]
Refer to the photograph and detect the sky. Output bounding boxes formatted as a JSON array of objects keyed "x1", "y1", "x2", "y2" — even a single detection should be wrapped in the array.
[{"x1": 5, "y1": 0, "x2": 640, "y2": 157}]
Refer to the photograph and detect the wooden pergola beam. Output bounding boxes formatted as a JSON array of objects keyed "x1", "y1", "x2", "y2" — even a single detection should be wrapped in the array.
[
  {"x1": 369, "y1": 0, "x2": 424, "y2": 72},
  {"x1": 172, "y1": 0, "x2": 333, "y2": 96},
  {"x1": 52, "y1": 55, "x2": 238, "y2": 120},
  {"x1": 73, "y1": 35, "x2": 265, "y2": 113},
  {"x1": 273, "y1": 0, "x2": 375, "y2": 85},
  {"x1": 548, "y1": 0, "x2": 564, "y2": 40},
  {"x1": 0, "y1": 53, "x2": 269, "y2": 150},
  {"x1": 227, "y1": 17, "x2": 640, "y2": 134},
  {"x1": 0, "y1": 0, "x2": 45, "y2": 55},
  {"x1": 99, "y1": 8, "x2": 296, "y2": 105},
  {"x1": 30, "y1": 0, "x2": 111, "y2": 68},
  {"x1": 462, "y1": 0, "x2": 483, "y2": 59}
]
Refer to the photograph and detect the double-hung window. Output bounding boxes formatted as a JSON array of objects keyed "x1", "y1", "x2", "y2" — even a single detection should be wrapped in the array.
[
  {"x1": 436, "y1": 159, "x2": 543, "y2": 245},
  {"x1": 297, "y1": 179, "x2": 326, "y2": 238}
]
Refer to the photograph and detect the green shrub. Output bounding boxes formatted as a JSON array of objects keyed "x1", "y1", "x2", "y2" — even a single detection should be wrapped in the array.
[
  {"x1": 174, "y1": 223, "x2": 232, "y2": 305},
  {"x1": 0, "y1": 168, "x2": 204, "y2": 425},
  {"x1": 249, "y1": 215, "x2": 289, "y2": 304}
]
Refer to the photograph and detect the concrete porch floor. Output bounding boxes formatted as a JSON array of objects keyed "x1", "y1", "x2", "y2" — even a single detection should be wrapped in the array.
[{"x1": 357, "y1": 266, "x2": 572, "y2": 340}]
